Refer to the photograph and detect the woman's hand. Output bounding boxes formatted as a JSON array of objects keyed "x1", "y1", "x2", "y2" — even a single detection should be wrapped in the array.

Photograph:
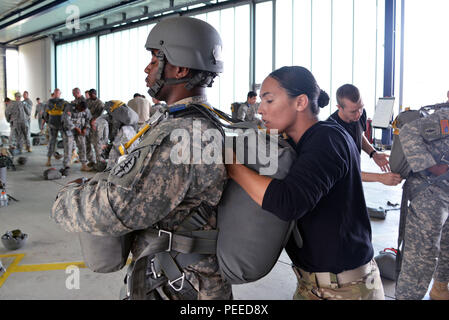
[
  {"x1": 224, "y1": 148, "x2": 272, "y2": 207},
  {"x1": 372, "y1": 152, "x2": 390, "y2": 172}
]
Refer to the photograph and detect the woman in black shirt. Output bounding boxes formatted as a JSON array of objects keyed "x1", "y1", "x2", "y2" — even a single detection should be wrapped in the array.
[{"x1": 226, "y1": 66, "x2": 384, "y2": 300}]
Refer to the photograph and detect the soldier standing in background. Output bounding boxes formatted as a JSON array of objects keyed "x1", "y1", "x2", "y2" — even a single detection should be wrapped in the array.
[
  {"x1": 128, "y1": 93, "x2": 151, "y2": 126},
  {"x1": 43, "y1": 89, "x2": 71, "y2": 167},
  {"x1": 85, "y1": 89, "x2": 104, "y2": 168},
  {"x1": 34, "y1": 98, "x2": 46, "y2": 132},
  {"x1": 6, "y1": 92, "x2": 31, "y2": 153},
  {"x1": 23, "y1": 91, "x2": 33, "y2": 138},
  {"x1": 71, "y1": 100, "x2": 92, "y2": 172}
]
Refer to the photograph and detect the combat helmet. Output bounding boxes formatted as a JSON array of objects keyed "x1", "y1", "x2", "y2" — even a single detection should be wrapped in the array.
[{"x1": 145, "y1": 16, "x2": 223, "y2": 97}]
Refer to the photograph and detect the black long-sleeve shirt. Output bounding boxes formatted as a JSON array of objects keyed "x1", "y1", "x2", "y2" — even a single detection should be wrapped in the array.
[{"x1": 262, "y1": 121, "x2": 373, "y2": 274}]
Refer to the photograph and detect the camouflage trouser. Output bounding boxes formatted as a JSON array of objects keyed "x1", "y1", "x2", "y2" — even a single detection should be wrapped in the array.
[
  {"x1": 9, "y1": 124, "x2": 16, "y2": 146},
  {"x1": 85, "y1": 130, "x2": 96, "y2": 163},
  {"x1": 396, "y1": 181, "x2": 449, "y2": 300},
  {"x1": 293, "y1": 259, "x2": 385, "y2": 300},
  {"x1": 73, "y1": 134, "x2": 87, "y2": 164},
  {"x1": 38, "y1": 117, "x2": 44, "y2": 131},
  {"x1": 12, "y1": 122, "x2": 31, "y2": 150},
  {"x1": 86, "y1": 129, "x2": 103, "y2": 164},
  {"x1": 48, "y1": 127, "x2": 62, "y2": 158},
  {"x1": 62, "y1": 132, "x2": 73, "y2": 168}
]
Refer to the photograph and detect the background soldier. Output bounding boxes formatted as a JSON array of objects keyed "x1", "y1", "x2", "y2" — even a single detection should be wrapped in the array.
[
  {"x1": 43, "y1": 89, "x2": 71, "y2": 166},
  {"x1": 71, "y1": 100, "x2": 92, "y2": 172},
  {"x1": 5, "y1": 92, "x2": 31, "y2": 153},
  {"x1": 102, "y1": 101, "x2": 139, "y2": 169},
  {"x1": 23, "y1": 91, "x2": 33, "y2": 143},
  {"x1": 395, "y1": 106, "x2": 449, "y2": 300},
  {"x1": 34, "y1": 98, "x2": 46, "y2": 132},
  {"x1": 70, "y1": 88, "x2": 86, "y2": 164},
  {"x1": 85, "y1": 89, "x2": 104, "y2": 168},
  {"x1": 51, "y1": 16, "x2": 231, "y2": 300}
]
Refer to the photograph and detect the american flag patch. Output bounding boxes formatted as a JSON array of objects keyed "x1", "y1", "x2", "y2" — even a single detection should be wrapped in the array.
[{"x1": 442, "y1": 120, "x2": 449, "y2": 135}]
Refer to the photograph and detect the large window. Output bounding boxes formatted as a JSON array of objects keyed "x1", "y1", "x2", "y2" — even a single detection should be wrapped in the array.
[
  {"x1": 194, "y1": 4, "x2": 251, "y2": 112},
  {"x1": 255, "y1": 1, "x2": 273, "y2": 86},
  {"x1": 54, "y1": 1, "x2": 385, "y2": 117},
  {"x1": 6, "y1": 49, "x2": 19, "y2": 98},
  {"x1": 401, "y1": 0, "x2": 449, "y2": 109},
  {"x1": 56, "y1": 37, "x2": 97, "y2": 100},
  {"x1": 275, "y1": 0, "x2": 385, "y2": 120},
  {"x1": 99, "y1": 24, "x2": 155, "y2": 103}
]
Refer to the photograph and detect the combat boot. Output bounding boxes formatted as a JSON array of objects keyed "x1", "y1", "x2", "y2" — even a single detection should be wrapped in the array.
[
  {"x1": 430, "y1": 281, "x2": 449, "y2": 300},
  {"x1": 71, "y1": 149, "x2": 79, "y2": 164},
  {"x1": 46, "y1": 157, "x2": 52, "y2": 167},
  {"x1": 87, "y1": 161, "x2": 96, "y2": 168},
  {"x1": 26, "y1": 146, "x2": 32, "y2": 152},
  {"x1": 80, "y1": 163, "x2": 92, "y2": 172}
]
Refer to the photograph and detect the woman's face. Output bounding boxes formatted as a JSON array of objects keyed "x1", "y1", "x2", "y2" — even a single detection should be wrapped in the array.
[{"x1": 258, "y1": 76, "x2": 299, "y2": 132}]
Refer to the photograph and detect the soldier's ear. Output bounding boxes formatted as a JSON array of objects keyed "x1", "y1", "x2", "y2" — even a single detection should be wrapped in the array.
[{"x1": 175, "y1": 67, "x2": 190, "y2": 79}]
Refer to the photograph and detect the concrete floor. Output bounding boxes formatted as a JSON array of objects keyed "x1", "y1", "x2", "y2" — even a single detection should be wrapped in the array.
[{"x1": 0, "y1": 139, "x2": 433, "y2": 300}]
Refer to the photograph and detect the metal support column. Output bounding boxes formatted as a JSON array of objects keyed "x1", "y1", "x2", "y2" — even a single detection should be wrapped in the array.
[
  {"x1": 249, "y1": 1, "x2": 256, "y2": 91},
  {"x1": 381, "y1": 0, "x2": 396, "y2": 147}
]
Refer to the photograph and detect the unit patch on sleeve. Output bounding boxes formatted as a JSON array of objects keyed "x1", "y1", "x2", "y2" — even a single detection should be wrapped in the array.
[{"x1": 441, "y1": 120, "x2": 449, "y2": 135}]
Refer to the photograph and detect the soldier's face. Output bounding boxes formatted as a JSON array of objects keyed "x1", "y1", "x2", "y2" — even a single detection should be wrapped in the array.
[
  {"x1": 145, "y1": 50, "x2": 160, "y2": 91},
  {"x1": 337, "y1": 97, "x2": 364, "y2": 123},
  {"x1": 23, "y1": 92, "x2": 29, "y2": 99},
  {"x1": 248, "y1": 96, "x2": 257, "y2": 105},
  {"x1": 258, "y1": 77, "x2": 302, "y2": 132}
]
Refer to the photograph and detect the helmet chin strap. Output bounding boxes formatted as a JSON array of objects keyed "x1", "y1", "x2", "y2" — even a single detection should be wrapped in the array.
[
  {"x1": 147, "y1": 50, "x2": 217, "y2": 98},
  {"x1": 148, "y1": 51, "x2": 189, "y2": 98}
]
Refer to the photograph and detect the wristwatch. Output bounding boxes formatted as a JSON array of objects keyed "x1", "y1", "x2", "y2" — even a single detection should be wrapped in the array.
[{"x1": 369, "y1": 150, "x2": 377, "y2": 158}]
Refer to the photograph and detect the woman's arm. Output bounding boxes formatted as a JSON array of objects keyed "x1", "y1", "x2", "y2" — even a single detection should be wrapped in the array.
[{"x1": 226, "y1": 162, "x2": 272, "y2": 207}]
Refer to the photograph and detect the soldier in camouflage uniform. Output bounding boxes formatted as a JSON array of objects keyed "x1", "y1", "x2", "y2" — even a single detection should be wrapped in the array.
[
  {"x1": 5, "y1": 92, "x2": 31, "y2": 153},
  {"x1": 94, "y1": 114, "x2": 110, "y2": 171},
  {"x1": 34, "y1": 98, "x2": 46, "y2": 132},
  {"x1": 236, "y1": 92, "x2": 263, "y2": 128},
  {"x1": 70, "y1": 87, "x2": 87, "y2": 164},
  {"x1": 85, "y1": 89, "x2": 105, "y2": 167},
  {"x1": 43, "y1": 89, "x2": 71, "y2": 167},
  {"x1": 23, "y1": 91, "x2": 33, "y2": 148},
  {"x1": 51, "y1": 16, "x2": 231, "y2": 300},
  {"x1": 395, "y1": 106, "x2": 449, "y2": 300},
  {"x1": 102, "y1": 101, "x2": 139, "y2": 169},
  {"x1": 71, "y1": 100, "x2": 92, "y2": 172}
]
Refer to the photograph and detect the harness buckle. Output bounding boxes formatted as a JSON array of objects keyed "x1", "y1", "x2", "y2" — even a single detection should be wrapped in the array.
[
  {"x1": 158, "y1": 229, "x2": 172, "y2": 252},
  {"x1": 168, "y1": 273, "x2": 185, "y2": 292}
]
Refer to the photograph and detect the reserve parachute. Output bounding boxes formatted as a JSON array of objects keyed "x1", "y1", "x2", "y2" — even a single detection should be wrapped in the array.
[{"x1": 217, "y1": 129, "x2": 299, "y2": 284}]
